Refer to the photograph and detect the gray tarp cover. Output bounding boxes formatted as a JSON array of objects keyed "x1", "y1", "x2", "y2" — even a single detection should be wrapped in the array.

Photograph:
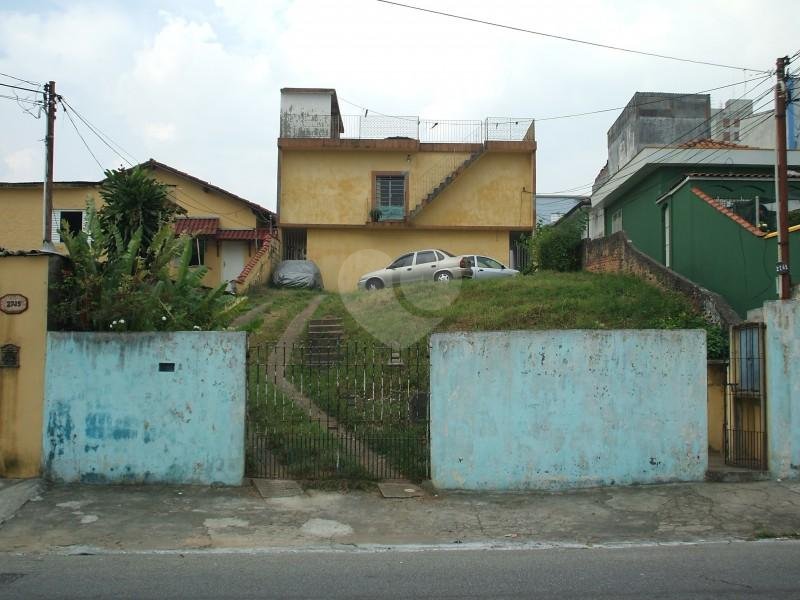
[{"x1": 271, "y1": 260, "x2": 324, "y2": 289}]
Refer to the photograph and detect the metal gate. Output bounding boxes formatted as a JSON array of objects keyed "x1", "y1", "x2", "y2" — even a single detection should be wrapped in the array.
[
  {"x1": 245, "y1": 340, "x2": 430, "y2": 480},
  {"x1": 725, "y1": 322, "x2": 768, "y2": 470}
]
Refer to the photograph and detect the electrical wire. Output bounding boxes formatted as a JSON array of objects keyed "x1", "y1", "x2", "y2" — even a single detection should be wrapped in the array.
[
  {"x1": 0, "y1": 93, "x2": 42, "y2": 105},
  {"x1": 59, "y1": 97, "x2": 138, "y2": 166},
  {"x1": 376, "y1": 0, "x2": 770, "y2": 73},
  {"x1": 0, "y1": 81, "x2": 42, "y2": 94},
  {"x1": 58, "y1": 98, "x2": 104, "y2": 171},
  {"x1": 0, "y1": 71, "x2": 41, "y2": 87}
]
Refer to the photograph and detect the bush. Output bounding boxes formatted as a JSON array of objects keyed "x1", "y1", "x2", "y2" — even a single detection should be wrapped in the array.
[{"x1": 528, "y1": 216, "x2": 586, "y2": 272}]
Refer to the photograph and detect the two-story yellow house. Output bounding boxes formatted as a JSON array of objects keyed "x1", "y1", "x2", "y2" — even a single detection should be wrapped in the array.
[
  {"x1": 0, "y1": 159, "x2": 276, "y2": 291},
  {"x1": 277, "y1": 88, "x2": 536, "y2": 291}
]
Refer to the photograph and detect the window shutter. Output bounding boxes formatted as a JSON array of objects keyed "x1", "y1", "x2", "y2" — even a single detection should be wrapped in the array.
[{"x1": 51, "y1": 210, "x2": 61, "y2": 243}]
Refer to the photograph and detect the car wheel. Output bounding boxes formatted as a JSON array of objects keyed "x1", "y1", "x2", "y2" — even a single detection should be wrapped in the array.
[
  {"x1": 434, "y1": 271, "x2": 453, "y2": 283},
  {"x1": 366, "y1": 278, "x2": 384, "y2": 290}
]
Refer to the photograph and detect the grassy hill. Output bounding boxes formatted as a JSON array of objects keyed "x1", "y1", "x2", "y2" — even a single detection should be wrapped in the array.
[{"x1": 311, "y1": 272, "x2": 726, "y2": 357}]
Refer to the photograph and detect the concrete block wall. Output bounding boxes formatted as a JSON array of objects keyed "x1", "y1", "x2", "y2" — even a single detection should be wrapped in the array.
[
  {"x1": 430, "y1": 329, "x2": 708, "y2": 490},
  {"x1": 763, "y1": 300, "x2": 800, "y2": 479},
  {"x1": 42, "y1": 331, "x2": 246, "y2": 485}
]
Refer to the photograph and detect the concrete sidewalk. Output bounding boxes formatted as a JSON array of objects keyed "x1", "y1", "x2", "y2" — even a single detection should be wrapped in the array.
[{"x1": 1, "y1": 479, "x2": 799, "y2": 555}]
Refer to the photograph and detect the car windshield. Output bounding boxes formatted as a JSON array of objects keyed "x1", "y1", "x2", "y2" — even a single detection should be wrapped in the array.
[{"x1": 437, "y1": 249, "x2": 454, "y2": 257}]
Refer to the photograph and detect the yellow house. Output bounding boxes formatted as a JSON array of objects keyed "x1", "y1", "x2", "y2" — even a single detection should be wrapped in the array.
[
  {"x1": 277, "y1": 88, "x2": 537, "y2": 291},
  {"x1": 0, "y1": 159, "x2": 276, "y2": 292}
]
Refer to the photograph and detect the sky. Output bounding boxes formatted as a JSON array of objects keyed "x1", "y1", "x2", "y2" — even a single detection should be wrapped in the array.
[{"x1": 1, "y1": 0, "x2": 797, "y2": 212}]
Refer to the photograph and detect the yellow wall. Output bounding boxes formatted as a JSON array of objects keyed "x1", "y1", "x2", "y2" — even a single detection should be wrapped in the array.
[
  {"x1": 0, "y1": 255, "x2": 50, "y2": 477},
  {"x1": 280, "y1": 150, "x2": 533, "y2": 228},
  {"x1": 308, "y1": 228, "x2": 510, "y2": 292},
  {"x1": 707, "y1": 361, "x2": 726, "y2": 452}
]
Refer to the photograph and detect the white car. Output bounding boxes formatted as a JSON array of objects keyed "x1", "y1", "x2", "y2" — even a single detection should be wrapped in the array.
[
  {"x1": 458, "y1": 255, "x2": 520, "y2": 280},
  {"x1": 358, "y1": 249, "x2": 469, "y2": 290}
]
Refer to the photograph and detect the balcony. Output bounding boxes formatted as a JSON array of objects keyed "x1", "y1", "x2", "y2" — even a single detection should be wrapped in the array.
[{"x1": 280, "y1": 113, "x2": 535, "y2": 144}]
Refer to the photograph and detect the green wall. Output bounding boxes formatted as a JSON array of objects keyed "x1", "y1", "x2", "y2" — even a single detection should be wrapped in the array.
[{"x1": 604, "y1": 169, "x2": 800, "y2": 317}]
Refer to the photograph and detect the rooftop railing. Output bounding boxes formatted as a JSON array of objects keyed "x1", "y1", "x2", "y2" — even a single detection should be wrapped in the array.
[{"x1": 280, "y1": 113, "x2": 535, "y2": 143}]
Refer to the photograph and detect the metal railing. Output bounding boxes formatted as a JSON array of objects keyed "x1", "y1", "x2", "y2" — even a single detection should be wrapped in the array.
[
  {"x1": 246, "y1": 340, "x2": 430, "y2": 480},
  {"x1": 723, "y1": 428, "x2": 767, "y2": 470},
  {"x1": 280, "y1": 113, "x2": 535, "y2": 143}
]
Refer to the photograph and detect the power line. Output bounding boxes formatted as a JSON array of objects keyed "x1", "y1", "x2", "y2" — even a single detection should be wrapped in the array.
[
  {"x1": 376, "y1": 0, "x2": 770, "y2": 73},
  {"x1": 58, "y1": 98, "x2": 104, "y2": 171},
  {"x1": 0, "y1": 94, "x2": 42, "y2": 105},
  {"x1": 0, "y1": 71, "x2": 41, "y2": 87},
  {"x1": 59, "y1": 97, "x2": 138, "y2": 166},
  {"x1": 0, "y1": 81, "x2": 42, "y2": 94}
]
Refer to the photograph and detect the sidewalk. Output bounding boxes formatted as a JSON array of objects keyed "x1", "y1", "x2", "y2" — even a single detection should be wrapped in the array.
[{"x1": 1, "y1": 479, "x2": 799, "y2": 554}]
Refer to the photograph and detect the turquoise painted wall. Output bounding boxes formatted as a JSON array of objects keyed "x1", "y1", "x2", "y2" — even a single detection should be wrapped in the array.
[
  {"x1": 763, "y1": 300, "x2": 800, "y2": 480},
  {"x1": 430, "y1": 330, "x2": 707, "y2": 490},
  {"x1": 42, "y1": 332, "x2": 246, "y2": 485}
]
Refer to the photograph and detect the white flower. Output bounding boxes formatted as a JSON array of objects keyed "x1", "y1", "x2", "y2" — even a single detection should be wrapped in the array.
[
  {"x1": 109, "y1": 324, "x2": 113, "y2": 329},
  {"x1": 119, "y1": 319, "x2": 125, "y2": 324},
  {"x1": 161, "y1": 316, "x2": 167, "y2": 321},
  {"x1": 193, "y1": 325, "x2": 201, "y2": 330},
  {"x1": 112, "y1": 320, "x2": 117, "y2": 325}
]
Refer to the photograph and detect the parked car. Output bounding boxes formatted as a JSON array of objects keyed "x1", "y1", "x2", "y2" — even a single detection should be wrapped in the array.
[
  {"x1": 458, "y1": 255, "x2": 520, "y2": 280},
  {"x1": 357, "y1": 249, "x2": 469, "y2": 290}
]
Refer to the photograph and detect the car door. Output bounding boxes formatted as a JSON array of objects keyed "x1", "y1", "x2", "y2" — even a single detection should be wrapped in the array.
[
  {"x1": 474, "y1": 256, "x2": 509, "y2": 279},
  {"x1": 387, "y1": 253, "x2": 414, "y2": 285},
  {"x1": 412, "y1": 250, "x2": 439, "y2": 282}
]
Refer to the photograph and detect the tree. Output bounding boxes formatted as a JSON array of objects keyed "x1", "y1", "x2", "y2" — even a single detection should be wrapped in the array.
[
  {"x1": 51, "y1": 169, "x2": 242, "y2": 332},
  {"x1": 97, "y1": 166, "x2": 185, "y2": 262}
]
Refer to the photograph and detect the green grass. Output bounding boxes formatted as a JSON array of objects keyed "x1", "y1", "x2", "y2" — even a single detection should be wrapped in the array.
[
  {"x1": 311, "y1": 272, "x2": 727, "y2": 356},
  {"x1": 238, "y1": 285, "x2": 322, "y2": 345}
]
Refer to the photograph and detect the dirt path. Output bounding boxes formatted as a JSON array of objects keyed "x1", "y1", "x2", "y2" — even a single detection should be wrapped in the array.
[{"x1": 266, "y1": 295, "x2": 401, "y2": 480}]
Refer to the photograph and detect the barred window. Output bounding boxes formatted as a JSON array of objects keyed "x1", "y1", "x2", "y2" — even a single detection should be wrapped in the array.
[{"x1": 375, "y1": 175, "x2": 406, "y2": 220}]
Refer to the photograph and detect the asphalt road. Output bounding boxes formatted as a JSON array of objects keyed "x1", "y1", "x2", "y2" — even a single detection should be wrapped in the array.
[{"x1": 1, "y1": 540, "x2": 799, "y2": 599}]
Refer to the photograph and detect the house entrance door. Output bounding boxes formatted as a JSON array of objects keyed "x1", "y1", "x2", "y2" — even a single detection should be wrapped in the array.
[{"x1": 221, "y1": 241, "x2": 249, "y2": 290}]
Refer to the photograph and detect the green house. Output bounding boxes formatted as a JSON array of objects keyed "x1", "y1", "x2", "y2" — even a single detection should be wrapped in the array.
[{"x1": 590, "y1": 144, "x2": 800, "y2": 317}]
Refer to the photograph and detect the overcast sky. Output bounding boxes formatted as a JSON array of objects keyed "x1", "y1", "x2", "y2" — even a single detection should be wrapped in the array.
[{"x1": 1, "y1": 0, "x2": 797, "y2": 211}]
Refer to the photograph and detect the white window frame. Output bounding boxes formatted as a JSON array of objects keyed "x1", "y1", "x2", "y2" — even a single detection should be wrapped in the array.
[
  {"x1": 610, "y1": 209, "x2": 623, "y2": 234},
  {"x1": 51, "y1": 209, "x2": 86, "y2": 243}
]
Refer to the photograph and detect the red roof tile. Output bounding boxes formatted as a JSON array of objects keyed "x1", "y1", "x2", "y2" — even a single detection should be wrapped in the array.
[
  {"x1": 689, "y1": 187, "x2": 765, "y2": 237},
  {"x1": 216, "y1": 228, "x2": 272, "y2": 241},
  {"x1": 174, "y1": 217, "x2": 219, "y2": 236},
  {"x1": 678, "y1": 139, "x2": 752, "y2": 149}
]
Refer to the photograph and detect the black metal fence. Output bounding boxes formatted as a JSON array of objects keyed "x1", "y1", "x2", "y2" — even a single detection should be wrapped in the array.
[
  {"x1": 246, "y1": 341, "x2": 430, "y2": 480},
  {"x1": 725, "y1": 323, "x2": 768, "y2": 470}
]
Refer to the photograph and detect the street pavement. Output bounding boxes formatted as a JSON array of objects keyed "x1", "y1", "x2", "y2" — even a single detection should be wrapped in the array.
[
  {"x1": 0, "y1": 479, "x2": 799, "y2": 554},
  {"x1": 1, "y1": 540, "x2": 799, "y2": 598}
]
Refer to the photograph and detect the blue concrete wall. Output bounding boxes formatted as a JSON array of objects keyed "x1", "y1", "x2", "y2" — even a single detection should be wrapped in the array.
[
  {"x1": 763, "y1": 300, "x2": 800, "y2": 479},
  {"x1": 42, "y1": 332, "x2": 246, "y2": 485},
  {"x1": 430, "y1": 330, "x2": 707, "y2": 490}
]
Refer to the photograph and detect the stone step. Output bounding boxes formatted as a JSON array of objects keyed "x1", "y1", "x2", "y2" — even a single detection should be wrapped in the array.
[{"x1": 705, "y1": 469, "x2": 771, "y2": 483}]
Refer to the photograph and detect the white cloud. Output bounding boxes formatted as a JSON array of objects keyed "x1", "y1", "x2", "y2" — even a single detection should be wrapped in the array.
[{"x1": 3, "y1": 146, "x2": 41, "y2": 180}]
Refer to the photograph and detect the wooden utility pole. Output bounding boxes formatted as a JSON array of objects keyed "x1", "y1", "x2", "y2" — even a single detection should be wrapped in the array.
[
  {"x1": 42, "y1": 80, "x2": 56, "y2": 250},
  {"x1": 774, "y1": 58, "x2": 791, "y2": 299}
]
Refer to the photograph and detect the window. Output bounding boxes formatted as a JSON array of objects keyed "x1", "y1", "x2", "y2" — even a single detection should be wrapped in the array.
[
  {"x1": 51, "y1": 210, "x2": 84, "y2": 243},
  {"x1": 189, "y1": 238, "x2": 206, "y2": 266},
  {"x1": 415, "y1": 251, "x2": 437, "y2": 265},
  {"x1": 389, "y1": 253, "x2": 413, "y2": 269},
  {"x1": 477, "y1": 256, "x2": 504, "y2": 269},
  {"x1": 375, "y1": 174, "x2": 406, "y2": 221},
  {"x1": 610, "y1": 210, "x2": 623, "y2": 234}
]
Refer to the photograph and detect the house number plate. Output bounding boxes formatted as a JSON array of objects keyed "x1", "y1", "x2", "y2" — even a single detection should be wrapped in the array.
[{"x1": 0, "y1": 294, "x2": 28, "y2": 314}]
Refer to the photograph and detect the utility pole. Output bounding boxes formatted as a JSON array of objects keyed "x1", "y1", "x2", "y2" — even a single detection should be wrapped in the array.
[
  {"x1": 774, "y1": 58, "x2": 791, "y2": 300},
  {"x1": 42, "y1": 80, "x2": 56, "y2": 251}
]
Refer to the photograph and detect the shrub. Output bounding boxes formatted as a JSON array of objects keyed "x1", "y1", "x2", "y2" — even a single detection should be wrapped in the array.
[{"x1": 529, "y1": 215, "x2": 586, "y2": 272}]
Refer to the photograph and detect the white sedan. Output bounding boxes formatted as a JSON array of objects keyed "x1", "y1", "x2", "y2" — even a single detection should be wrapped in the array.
[{"x1": 458, "y1": 255, "x2": 520, "y2": 280}]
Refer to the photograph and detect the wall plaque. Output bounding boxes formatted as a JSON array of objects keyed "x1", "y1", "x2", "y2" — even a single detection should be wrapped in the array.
[
  {"x1": 0, "y1": 344, "x2": 20, "y2": 368},
  {"x1": 0, "y1": 294, "x2": 28, "y2": 315}
]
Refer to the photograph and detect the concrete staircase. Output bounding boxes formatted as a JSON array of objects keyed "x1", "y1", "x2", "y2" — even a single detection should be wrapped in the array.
[
  {"x1": 306, "y1": 317, "x2": 344, "y2": 366},
  {"x1": 407, "y1": 147, "x2": 486, "y2": 220}
]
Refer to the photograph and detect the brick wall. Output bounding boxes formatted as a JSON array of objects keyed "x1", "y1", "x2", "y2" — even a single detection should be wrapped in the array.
[{"x1": 583, "y1": 231, "x2": 741, "y2": 329}]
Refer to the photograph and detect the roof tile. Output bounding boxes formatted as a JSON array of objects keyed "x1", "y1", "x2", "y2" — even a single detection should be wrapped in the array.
[
  {"x1": 689, "y1": 187, "x2": 765, "y2": 237},
  {"x1": 174, "y1": 217, "x2": 219, "y2": 236}
]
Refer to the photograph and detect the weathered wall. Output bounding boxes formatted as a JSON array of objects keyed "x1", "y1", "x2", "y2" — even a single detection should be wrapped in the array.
[
  {"x1": 430, "y1": 330, "x2": 707, "y2": 490},
  {"x1": 307, "y1": 228, "x2": 510, "y2": 292},
  {"x1": 707, "y1": 361, "x2": 727, "y2": 452},
  {"x1": 763, "y1": 300, "x2": 800, "y2": 479},
  {"x1": 42, "y1": 331, "x2": 246, "y2": 485},
  {"x1": 279, "y1": 150, "x2": 532, "y2": 228},
  {"x1": 583, "y1": 231, "x2": 741, "y2": 329},
  {"x1": 0, "y1": 254, "x2": 53, "y2": 477}
]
